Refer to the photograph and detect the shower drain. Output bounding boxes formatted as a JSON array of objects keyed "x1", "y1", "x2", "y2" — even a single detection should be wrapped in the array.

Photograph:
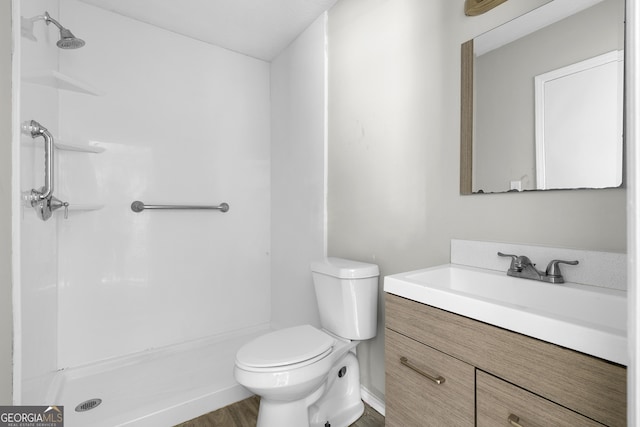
[{"x1": 75, "y1": 398, "x2": 102, "y2": 412}]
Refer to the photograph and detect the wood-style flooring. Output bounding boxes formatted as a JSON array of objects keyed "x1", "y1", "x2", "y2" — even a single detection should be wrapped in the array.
[{"x1": 175, "y1": 395, "x2": 384, "y2": 427}]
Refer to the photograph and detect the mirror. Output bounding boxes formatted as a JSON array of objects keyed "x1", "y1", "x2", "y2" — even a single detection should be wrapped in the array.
[{"x1": 460, "y1": 0, "x2": 625, "y2": 194}]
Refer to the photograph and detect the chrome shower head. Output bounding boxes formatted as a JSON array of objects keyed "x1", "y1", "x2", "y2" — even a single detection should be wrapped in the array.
[
  {"x1": 56, "y1": 28, "x2": 85, "y2": 49},
  {"x1": 43, "y1": 11, "x2": 85, "y2": 49}
]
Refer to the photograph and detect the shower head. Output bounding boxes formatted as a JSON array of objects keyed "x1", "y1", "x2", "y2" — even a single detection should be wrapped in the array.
[
  {"x1": 56, "y1": 28, "x2": 85, "y2": 49},
  {"x1": 43, "y1": 11, "x2": 85, "y2": 49}
]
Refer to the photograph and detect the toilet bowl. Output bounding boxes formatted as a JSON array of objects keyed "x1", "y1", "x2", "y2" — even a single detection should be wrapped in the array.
[
  {"x1": 233, "y1": 258, "x2": 379, "y2": 427},
  {"x1": 234, "y1": 325, "x2": 362, "y2": 427}
]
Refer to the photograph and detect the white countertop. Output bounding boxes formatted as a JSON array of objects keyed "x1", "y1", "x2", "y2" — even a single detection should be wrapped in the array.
[{"x1": 384, "y1": 264, "x2": 627, "y2": 366}]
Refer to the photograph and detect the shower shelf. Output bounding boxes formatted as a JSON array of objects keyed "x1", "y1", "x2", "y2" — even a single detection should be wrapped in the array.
[
  {"x1": 22, "y1": 70, "x2": 103, "y2": 96},
  {"x1": 55, "y1": 141, "x2": 105, "y2": 153},
  {"x1": 22, "y1": 138, "x2": 105, "y2": 153}
]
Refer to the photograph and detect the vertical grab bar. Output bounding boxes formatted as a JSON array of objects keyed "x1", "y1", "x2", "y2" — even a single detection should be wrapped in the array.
[
  {"x1": 24, "y1": 120, "x2": 54, "y2": 200},
  {"x1": 23, "y1": 120, "x2": 68, "y2": 221}
]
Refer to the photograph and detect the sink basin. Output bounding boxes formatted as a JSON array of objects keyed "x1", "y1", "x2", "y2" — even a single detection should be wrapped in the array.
[{"x1": 384, "y1": 264, "x2": 627, "y2": 365}]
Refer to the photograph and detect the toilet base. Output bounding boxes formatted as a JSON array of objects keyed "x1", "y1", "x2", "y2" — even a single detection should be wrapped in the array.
[
  {"x1": 254, "y1": 352, "x2": 365, "y2": 427},
  {"x1": 310, "y1": 400, "x2": 364, "y2": 427},
  {"x1": 309, "y1": 352, "x2": 364, "y2": 427},
  {"x1": 256, "y1": 398, "x2": 311, "y2": 427},
  {"x1": 258, "y1": 397, "x2": 364, "y2": 427}
]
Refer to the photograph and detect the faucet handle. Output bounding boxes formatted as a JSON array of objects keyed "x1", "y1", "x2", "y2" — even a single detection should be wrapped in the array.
[
  {"x1": 497, "y1": 252, "x2": 519, "y2": 270},
  {"x1": 49, "y1": 196, "x2": 70, "y2": 219},
  {"x1": 545, "y1": 259, "x2": 579, "y2": 277},
  {"x1": 497, "y1": 252, "x2": 518, "y2": 260}
]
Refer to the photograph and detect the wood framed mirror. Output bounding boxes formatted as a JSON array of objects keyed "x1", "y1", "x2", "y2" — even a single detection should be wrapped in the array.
[{"x1": 464, "y1": 0, "x2": 509, "y2": 17}]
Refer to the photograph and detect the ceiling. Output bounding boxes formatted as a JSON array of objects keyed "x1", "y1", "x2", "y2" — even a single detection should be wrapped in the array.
[
  {"x1": 77, "y1": 0, "x2": 337, "y2": 61},
  {"x1": 474, "y1": 0, "x2": 603, "y2": 56}
]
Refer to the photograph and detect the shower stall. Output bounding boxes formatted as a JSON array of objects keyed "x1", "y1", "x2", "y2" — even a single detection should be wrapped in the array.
[{"x1": 11, "y1": 0, "x2": 327, "y2": 425}]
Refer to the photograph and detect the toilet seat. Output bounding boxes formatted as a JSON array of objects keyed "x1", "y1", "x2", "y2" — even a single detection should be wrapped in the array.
[{"x1": 236, "y1": 325, "x2": 335, "y2": 370}]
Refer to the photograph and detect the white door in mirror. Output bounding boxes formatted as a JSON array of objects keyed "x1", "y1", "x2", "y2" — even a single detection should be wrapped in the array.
[{"x1": 535, "y1": 50, "x2": 623, "y2": 190}]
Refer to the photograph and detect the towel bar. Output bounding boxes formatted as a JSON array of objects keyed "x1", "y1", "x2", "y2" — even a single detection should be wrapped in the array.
[{"x1": 131, "y1": 201, "x2": 229, "y2": 213}]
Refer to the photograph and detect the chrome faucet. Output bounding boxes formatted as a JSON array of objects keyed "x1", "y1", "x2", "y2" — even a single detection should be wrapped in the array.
[{"x1": 497, "y1": 252, "x2": 578, "y2": 284}]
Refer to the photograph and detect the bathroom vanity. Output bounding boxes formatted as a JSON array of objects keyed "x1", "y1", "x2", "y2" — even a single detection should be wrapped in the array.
[
  {"x1": 384, "y1": 294, "x2": 626, "y2": 426},
  {"x1": 383, "y1": 256, "x2": 628, "y2": 427}
]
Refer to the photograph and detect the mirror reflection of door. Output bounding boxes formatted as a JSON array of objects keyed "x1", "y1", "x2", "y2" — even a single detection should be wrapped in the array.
[{"x1": 534, "y1": 50, "x2": 623, "y2": 189}]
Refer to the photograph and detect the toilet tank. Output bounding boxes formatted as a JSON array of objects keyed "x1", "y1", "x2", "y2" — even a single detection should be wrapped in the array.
[{"x1": 310, "y1": 258, "x2": 380, "y2": 340}]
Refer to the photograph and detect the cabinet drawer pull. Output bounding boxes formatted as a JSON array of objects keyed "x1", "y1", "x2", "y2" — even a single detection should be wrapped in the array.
[
  {"x1": 399, "y1": 356, "x2": 446, "y2": 385},
  {"x1": 508, "y1": 414, "x2": 523, "y2": 427}
]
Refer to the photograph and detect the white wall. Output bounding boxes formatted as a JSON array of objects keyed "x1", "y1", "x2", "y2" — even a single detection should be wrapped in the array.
[
  {"x1": 18, "y1": 0, "x2": 61, "y2": 403},
  {"x1": 328, "y1": 0, "x2": 626, "y2": 403},
  {"x1": 270, "y1": 14, "x2": 327, "y2": 330},
  {"x1": 0, "y1": 0, "x2": 13, "y2": 406},
  {"x1": 52, "y1": 0, "x2": 271, "y2": 368}
]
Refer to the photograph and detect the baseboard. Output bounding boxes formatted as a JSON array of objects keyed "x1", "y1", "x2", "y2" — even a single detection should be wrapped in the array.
[{"x1": 360, "y1": 386, "x2": 385, "y2": 417}]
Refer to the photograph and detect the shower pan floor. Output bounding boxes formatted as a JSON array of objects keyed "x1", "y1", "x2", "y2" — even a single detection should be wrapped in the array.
[{"x1": 51, "y1": 325, "x2": 269, "y2": 427}]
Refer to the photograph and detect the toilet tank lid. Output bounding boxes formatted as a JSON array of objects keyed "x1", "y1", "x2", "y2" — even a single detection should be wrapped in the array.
[{"x1": 311, "y1": 257, "x2": 379, "y2": 279}]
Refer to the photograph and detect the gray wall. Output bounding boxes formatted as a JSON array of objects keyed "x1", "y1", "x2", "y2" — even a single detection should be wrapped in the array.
[
  {"x1": 328, "y1": 0, "x2": 626, "y2": 403},
  {"x1": 0, "y1": 0, "x2": 13, "y2": 405}
]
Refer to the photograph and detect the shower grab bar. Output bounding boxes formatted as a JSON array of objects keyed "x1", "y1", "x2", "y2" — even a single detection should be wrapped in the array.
[
  {"x1": 22, "y1": 120, "x2": 69, "y2": 221},
  {"x1": 23, "y1": 120, "x2": 54, "y2": 200},
  {"x1": 131, "y1": 201, "x2": 230, "y2": 213}
]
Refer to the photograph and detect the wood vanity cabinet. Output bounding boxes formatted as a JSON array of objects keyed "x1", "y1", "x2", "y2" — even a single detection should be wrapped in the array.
[{"x1": 385, "y1": 294, "x2": 627, "y2": 427}]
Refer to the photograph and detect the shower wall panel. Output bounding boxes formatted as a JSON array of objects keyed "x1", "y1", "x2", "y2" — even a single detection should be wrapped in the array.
[
  {"x1": 18, "y1": 0, "x2": 61, "y2": 403},
  {"x1": 56, "y1": 0, "x2": 271, "y2": 368}
]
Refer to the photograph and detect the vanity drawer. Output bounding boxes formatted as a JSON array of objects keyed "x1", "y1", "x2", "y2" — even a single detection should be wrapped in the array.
[
  {"x1": 477, "y1": 370, "x2": 603, "y2": 427},
  {"x1": 385, "y1": 328, "x2": 475, "y2": 427}
]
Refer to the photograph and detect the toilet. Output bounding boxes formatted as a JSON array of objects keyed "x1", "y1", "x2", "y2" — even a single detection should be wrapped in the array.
[{"x1": 234, "y1": 257, "x2": 379, "y2": 427}]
